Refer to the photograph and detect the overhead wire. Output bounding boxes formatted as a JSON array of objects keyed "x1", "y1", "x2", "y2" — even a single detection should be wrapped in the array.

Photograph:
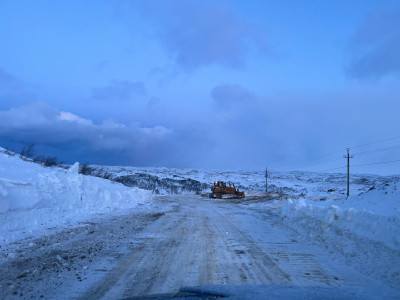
[
  {"x1": 348, "y1": 135, "x2": 400, "y2": 150},
  {"x1": 276, "y1": 156, "x2": 342, "y2": 171},
  {"x1": 272, "y1": 150, "x2": 343, "y2": 171},
  {"x1": 272, "y1": 135, "x2": 400, "y2": 173},
  {"x1": 352, "y1": 159, "x2": 400, "y2": 167},
  {"x1": 292, "y1": 156, "x2": 343, "y2": 170},
  {"x1": 353, "y1": 144, "x2": 400, "y2": 156}
]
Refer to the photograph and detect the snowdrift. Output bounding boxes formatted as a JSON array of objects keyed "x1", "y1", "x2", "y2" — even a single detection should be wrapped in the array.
[
  {"x1": 0, "y1": 151, "x2": 152, "y2": 245},
  {"x1": 281, "y1": 182, "x2": 400, "y2": 287}
]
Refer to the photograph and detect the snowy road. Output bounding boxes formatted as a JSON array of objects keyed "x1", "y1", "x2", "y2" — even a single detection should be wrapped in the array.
[
  {"x1": 0, "y1": 194, "x2": 395, "y2": 299},
  {"x1": 83, "y1": 195, "x2": 296, "y2": 298}
]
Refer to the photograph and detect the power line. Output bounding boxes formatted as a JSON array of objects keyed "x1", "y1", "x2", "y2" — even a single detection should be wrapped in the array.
[
  {"x1": 273, "y1": 135, "x2": 400, "y2": 172},
  {"x1": 352, "y1": 159, "x2": 400, "y2": 167},
  {"x1": 302, "y1": 136, "x2": 400, "y2": 166},
  {"x1": 299, "y1": 149, "x2": 344, "y2": 162},
  {"x1": 292, "y1": 156, "x2": 343, "y2": 170},
  {"x1": 349, "y1": 135, "x2": 400, "y2": 150},
  {"x1": 299, "y1": 135, "x2": 400, "y2": 169},
  {"x1": 275, "y1": 152, "x2": 342, "y2": 171},
  {"x1": 353, "y1": 144, "x2": 400, "y2": 156}
]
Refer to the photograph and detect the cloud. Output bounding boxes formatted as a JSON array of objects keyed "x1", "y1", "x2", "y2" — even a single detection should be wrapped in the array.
[
  {"x1": 0, "y1": 68, "x2": 37, "y2": 109},
  {"x1": 0, "y1": 68, "x2": 22, "y2": 88},
  {"x1": 346, "y1": 9, "x2": 400, "y2": 79},
  {"x1": 93, "y1": 60, "x2": 113, "y2": 72},
  {"x1": 140, "y1": 125, "x2": 171, "y2": 138},
  {"x1": 82, "y1": 80, "x2": 150, "y2": 124},
  {"x1": 91, "y1": 80, "x2": 147, "y2": 102},
  {"x1": 58, "y1": 111, "x2": 94, "y2": 126},
  {"x1": 128, "y1": 0, "x2": 268, "y2": 70},
  {"x1": 1, "y1": 81, "x2": 399, "y2": 172},
  {"x1": 0, "y1": 102, "x2": 172, "y2": 164},
  {"x1": 211, "y1": 84, "x2": 256, "y2": 107},
  {"x1": 204, "y1": 82, "x2": 400, "y2": 171}
]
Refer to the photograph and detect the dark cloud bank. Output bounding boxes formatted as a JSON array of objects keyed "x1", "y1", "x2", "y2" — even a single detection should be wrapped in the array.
[
  {"x1": 123, "y1": 0, "x2": 268, "y2": 70},
  {"x1": 347, "y1": 9, "x2": 400, "y2": 79},
  {"x1": 1, "y1": 76, "x2": 399, "y2": 172}
]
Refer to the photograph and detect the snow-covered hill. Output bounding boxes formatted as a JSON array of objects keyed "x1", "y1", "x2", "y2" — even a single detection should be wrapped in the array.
[{"x1": 91, "y1": 164, "x2": 398, "y2": 200}]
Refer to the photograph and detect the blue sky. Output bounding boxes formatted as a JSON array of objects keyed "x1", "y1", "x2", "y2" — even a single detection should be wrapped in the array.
[{"x1": 1, "y1": 0, "x2": 399, "y2": 174}]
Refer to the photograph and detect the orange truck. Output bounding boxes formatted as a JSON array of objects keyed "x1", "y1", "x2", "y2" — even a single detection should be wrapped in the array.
[{"x1": 209, "y1": 181, "x2": 245, "y2": 199}]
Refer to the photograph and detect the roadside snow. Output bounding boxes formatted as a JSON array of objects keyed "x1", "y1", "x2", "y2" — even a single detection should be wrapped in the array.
[
  {"x1": 282, "y1": 185, "x2": 400, "y2": 248},
  {"x1": 0, "y1": 151, "x2": 152, "y2": 245},
  {"x1": 280, "y1": 181, "x2": 400, "y2": 287}
]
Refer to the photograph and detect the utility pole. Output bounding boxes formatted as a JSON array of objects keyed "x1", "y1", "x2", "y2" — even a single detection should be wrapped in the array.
[
  {"x1": 265, "y1": 167, "x2": 268, "y2": 193},
  {"x1": 344, "y1": 148, "x2": 354, "y2": 197}
]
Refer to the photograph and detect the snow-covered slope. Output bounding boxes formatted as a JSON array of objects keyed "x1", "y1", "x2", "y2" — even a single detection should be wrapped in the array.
[
  {"x1": 92, "y1": 165, "x2": 396, "y2": 199},
  {"x1": 282, "y1": 181, "x2": 400, "y2": 247},
  {"x1": 279, "y1": 180, "x2": 400, "y2": 287},
  {"x1": 0, "y1": 149, "x2": 152, "y2": 245}
]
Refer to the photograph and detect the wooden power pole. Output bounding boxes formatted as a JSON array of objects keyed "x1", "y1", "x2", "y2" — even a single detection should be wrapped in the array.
[
  {"x1": 344, "y1": 148, "x2": 354, "y2": 197},
  {"x1": 265, "y1": 167, "x2": 268, "y2": 193}
]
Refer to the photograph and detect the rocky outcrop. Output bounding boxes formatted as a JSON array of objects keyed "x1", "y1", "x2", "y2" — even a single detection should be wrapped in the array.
[{"x1": 114, "y1": 173, "x2": 209, "y2": 194}]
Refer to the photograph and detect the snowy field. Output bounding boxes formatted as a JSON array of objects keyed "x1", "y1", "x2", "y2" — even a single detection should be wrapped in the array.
[{"x1": 0, "y1": 147, "x2": 399, "y2": 298}]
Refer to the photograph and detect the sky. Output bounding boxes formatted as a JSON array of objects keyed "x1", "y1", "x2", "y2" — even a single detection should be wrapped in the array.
[{"x1": 0, "y1": 0, "x2": 400, "y2": 175}]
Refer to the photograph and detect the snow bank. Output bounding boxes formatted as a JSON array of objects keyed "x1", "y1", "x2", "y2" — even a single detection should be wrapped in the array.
[
  {"x1": 281, "y1": 183, "x2": 400, "y2": 287},
  {"x1": 0, "y1": 151, "x2": 152, "y2": 245}
]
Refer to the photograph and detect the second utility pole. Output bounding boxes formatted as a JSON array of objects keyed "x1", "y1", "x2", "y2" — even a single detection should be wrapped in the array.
[{"x1": 344, "y1": 148, "x2": 354, "y2": 197}]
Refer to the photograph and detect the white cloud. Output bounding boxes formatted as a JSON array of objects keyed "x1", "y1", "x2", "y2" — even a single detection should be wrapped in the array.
[
  {"x1": 0, "y1": 102, "x2": 172, "y2": 153},
  {"x1": 58, "y1": 111, "x2": 93, "y2": 126}
]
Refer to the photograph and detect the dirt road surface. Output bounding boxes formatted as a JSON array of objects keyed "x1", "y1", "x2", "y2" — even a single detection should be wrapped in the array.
[{"x1": 0, "y1": 194, "x2": 384, "y2": 299}]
